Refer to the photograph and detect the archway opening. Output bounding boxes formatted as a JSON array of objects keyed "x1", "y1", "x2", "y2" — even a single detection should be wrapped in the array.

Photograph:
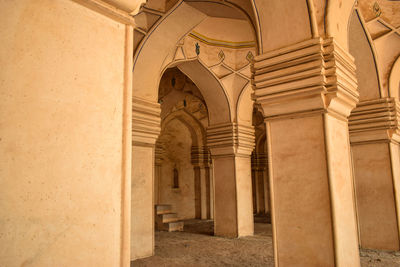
[
  {"x1": 155, "y1": 67, "x2": 214, "y2": 236},
  {"x1": 131, "y1": 0, "x2": 267, "y2": 264}
]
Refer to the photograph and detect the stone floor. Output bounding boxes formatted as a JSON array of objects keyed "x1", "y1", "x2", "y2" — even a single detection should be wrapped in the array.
[{"x1": 132, "y1": 216, "x2": 400, "y2": 267}]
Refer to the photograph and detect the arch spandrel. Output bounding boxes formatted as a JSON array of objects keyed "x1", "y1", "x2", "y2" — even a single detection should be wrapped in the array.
[
  {"x1": 132, "y1": 0, "x2": 259, "y2": 126},
  {"x1": 253, "y1": 0, "x2": 312, "y2": 52},
  {"x1": 132, "y1": 2, "x2": 207, "y2": 101},
  {"x1": 178, "y1": 59, "x2": 232, "y2": 124},
  {"x1": 348, "y1": 9, "x2": 382, "y2": 101}
]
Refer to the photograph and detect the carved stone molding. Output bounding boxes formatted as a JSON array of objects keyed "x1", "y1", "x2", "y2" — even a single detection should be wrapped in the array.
[
  {"x1": 155, "y1": 141, "x2": 165, "y2": 165},
  {"x1": 252, "y1": 38, "x2": 359, "y2": 120},
  {"x1": 206, "y1": 123, "x2": 255, "y2": 157},
  {"x1": 251, "y1": 152, "x2": 267, "y2": 171},
  {"x1": 132, "y1": 97, "x2": 161, "y2": 146},
  {"x1": 349, "y1": 98, "x2": 400, "y2": 144},
  {"x1": 191, "y1": 146, "x2": 211, "y2": 167}
]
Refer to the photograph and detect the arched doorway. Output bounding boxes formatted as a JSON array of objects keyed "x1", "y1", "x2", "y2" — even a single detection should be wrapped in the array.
[{"x1": 130, "y1": 0, "x2": 259, "y2": 260}]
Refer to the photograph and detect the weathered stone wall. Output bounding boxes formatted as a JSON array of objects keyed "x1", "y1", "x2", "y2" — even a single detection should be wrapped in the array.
[
  {"x1": 159, "y1": 119, "x2": 196, "y2": 219},
  {"x1": 0, "y1": 0, "x2": 126, "y2": 266}
]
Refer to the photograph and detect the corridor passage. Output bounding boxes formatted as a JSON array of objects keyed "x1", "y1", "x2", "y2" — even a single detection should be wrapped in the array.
[{"x1": 132, "y1": 218, "x2": 400, "y2": 267}]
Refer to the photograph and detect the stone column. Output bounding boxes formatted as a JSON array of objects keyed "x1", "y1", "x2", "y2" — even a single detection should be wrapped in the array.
[
  {"x1": 252, "y1": 152, "x2": 267, "y2": 214},
  {"x1": 131, "y1": 97, "x2": 160, "y2": 260},
  {"x1": 349, "y1": 98, "x2": 400, "y2": 250},
  {"x1": 256, "y1": 153, "x2": 267, "y2": 214},
  {"x1": 257, "y1": 152, "x2": 270, "y2": 217},
  {"x1": 207, "y1": 123, "x2": 255, "y2": 237},
  {"x1": 191, "y1": 146, "x2": 211, "y2": 219},
  {"x1": 251, "y1": 153, "x2": 258, "y2": 214},
  {"x1": 209, "y1": 165, "x2": 214, "y2": 220},
  {"x1": 154, "y1": 141, "x2": 165, "y2": 205},
  {"x1": 253, "y1": 38, "x2": 361, "y2": 266}
]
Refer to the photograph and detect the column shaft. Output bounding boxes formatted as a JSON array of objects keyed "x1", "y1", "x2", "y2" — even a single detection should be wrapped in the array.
[
  {"x1": 207, "y1": 123, "x2": 255, "y2": 237},
  {"x1": 256, "y1": 169, "x2": 266, "y2": 214},
  {"x1": 131, "y1": 98, "x2": 160, "y2": 260},
  {"x1": 349, "y1": 98, "x2": 400, "y2": 250},
  {"x1": 254, "y1": 38, "x2": 360, "y2": 266}
]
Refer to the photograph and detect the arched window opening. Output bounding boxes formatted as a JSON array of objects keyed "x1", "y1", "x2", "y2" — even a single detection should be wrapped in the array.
[{"x1": 173, "y1": 166, "x2": 179, "y2": 189}]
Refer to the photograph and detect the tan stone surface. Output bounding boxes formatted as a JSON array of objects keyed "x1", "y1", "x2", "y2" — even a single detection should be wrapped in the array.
[
  {"x1": 352, "y1": 143, "x2": 400, "y2": 250},
  {"x1": 131, "y1": 145, "x2": 155, "y2": 260},
  {"x1": 0, "y1": 0, "x2": 126, "y2": 266},
  {"x1": 213, "y1": 156, "x2": 238, "y2": 237},
  {"x1": 3, "y1": 0, "x2": 399, "y2": 266},
  {"x1": 324, "y1": 114, "x2": 360, "y2": 266},
  {"x1": 268, "y1": 115, "x2": 335, "y2": 267},
  {"x1": 235, "y1": 156, "x2": 254, "y2": 237},
  {"x1": 390, "y1": 142, "x2": 400, "y2": 242},
  {"x1": 158, "y1": 119, "x2": 195, "y2": 219},
  {"x1": 349, "y1": 10, "x2": 381, "y2": 101}
]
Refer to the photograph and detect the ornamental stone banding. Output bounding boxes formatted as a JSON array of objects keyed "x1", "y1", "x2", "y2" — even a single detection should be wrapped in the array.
[{"x1": 253, "y1": 37, "x2": 359, "y2": 120}]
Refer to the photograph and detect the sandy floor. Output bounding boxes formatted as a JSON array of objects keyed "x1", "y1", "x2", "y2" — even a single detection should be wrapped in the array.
[{"x1": 132, "y1": 218, "x2": 400, "y2": 267}]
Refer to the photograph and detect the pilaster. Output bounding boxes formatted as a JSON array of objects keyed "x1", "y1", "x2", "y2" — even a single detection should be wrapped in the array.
[
  {"x1": 154, "y1": 141, "x2": 165, "y2": 205},
  {"x1": 191, "y1": 146, "x2": 212, "y2": 219},
  {"x1": 349, "y1": 97, "x2": 400, "y2": 250},
  {"x1": 131, "y1": 97, "x2": 160, "y2": 260},
  {"x1": 253, "y1": 38, "x2": 360, "y2": 267},
  {"x1": 251, "y1": 152, "x2": 268, "y2": 214}
]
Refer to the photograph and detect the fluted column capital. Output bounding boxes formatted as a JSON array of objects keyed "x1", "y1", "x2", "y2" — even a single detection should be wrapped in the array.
[
  {"x1": 206, "y1": 123, "x2": 255, "y2": 157},
  {"x1": 253, "y1": 37, "x2": 359, "y2": 121},
  {"x1": 191, "y1": 146, "x2": 211, "y2": 167},
  {"x1": 132, "y1": 97, "x2": 161, "y2": 146},
  {"x1": 349, "y1": 98, "x2": 400, "y2": 144}
]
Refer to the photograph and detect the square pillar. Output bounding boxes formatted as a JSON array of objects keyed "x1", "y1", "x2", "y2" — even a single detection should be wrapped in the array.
[
  {"x1": 349, "y1": 98, "x2": 400, "y2": 250},
  {"x1": 131, "y1": 98, "x2": 160, "y2": 260},
  {"x1": 254, "y1": 38, "x2": 361, "y2": 266},
  {"x1": 207, "y1": 123, "x2": 255, "y2": 237},
  {"x1": 191, "y1": 146, "x2": 212, "y2": 220}
]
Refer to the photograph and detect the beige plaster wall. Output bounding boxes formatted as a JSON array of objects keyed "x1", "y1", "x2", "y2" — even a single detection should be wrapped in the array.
[
  {"x1": 0, "y1": 1, "x2": 126, "y2": 266},
  {"x1": 268, "y1": 115, "x2": 335, "y2": 266},
  {"x1": 235, "y1": 156, "x2": 254, "y2": 236},
  {"x1": 390, "y1": 142, "x2": 400, "y2": 239},
  {"x1": 159, "y1": 119, "x2": 196, "y2": 219},
  {"x1": 131, "y1": 145, "x2": 154, "y2": 260},
  {"x1": 324, "y1": 114, "x2": 360, "y2": 266},
  {"x1": 213, "y1": 156, "x2": 238, "y2": 237},
  {"x1": 352, "y1": 143, "x2": 400, "y2": 250}
]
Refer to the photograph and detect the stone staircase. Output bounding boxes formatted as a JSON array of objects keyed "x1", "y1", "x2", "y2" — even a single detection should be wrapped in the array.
[{"x1": 155, "y1": 204, "x2": 184, "y2": 232}]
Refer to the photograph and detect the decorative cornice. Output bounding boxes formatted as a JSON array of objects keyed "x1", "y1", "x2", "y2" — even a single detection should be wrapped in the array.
[
  {"x1": 252, "y1": 38, "x2": 359, "y2": 120},
  {"x1": 207, "y1": 123, "x2": 255, "y2": 156},
  {"x1": 132, "y1": 97, "x2": 161, "y2": 145},
  {"x1": 349, "y1": 98, "x2": 400, "y2": 144},
  {"x1": 70, "y1": 0, "x2": 136, "y2": 25},
  {"x1": 188, "y1": 31, "x2": 256, "y2": 49}
]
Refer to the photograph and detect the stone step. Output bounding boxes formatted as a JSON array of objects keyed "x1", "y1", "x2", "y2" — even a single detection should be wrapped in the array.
[
  {"x1": 155, "y1": 204, "x2": 172, "y2": 215},
  {"x1": 159, "y1": 213, "x2": 178, "y2": 223},
  {"x1": 166, "y1": 220, "x2": 184, "y2": 232}
]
